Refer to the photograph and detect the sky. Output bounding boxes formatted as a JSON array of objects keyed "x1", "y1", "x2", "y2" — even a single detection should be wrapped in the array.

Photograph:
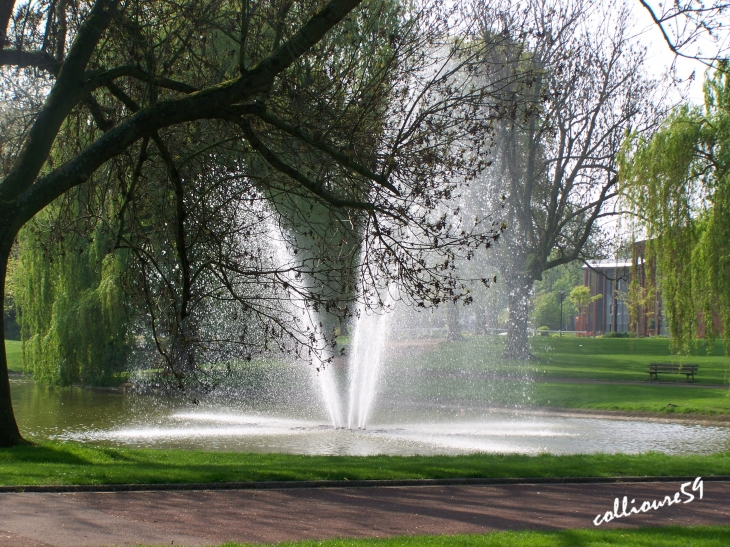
[{"x1": 622, "y1": 0, "x2": 726, "y2": 106}]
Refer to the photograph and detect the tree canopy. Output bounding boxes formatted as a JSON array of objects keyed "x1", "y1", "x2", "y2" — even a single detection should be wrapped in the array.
[{"x1": 0, "y1": 0, "x2": 516, "y2": 446}]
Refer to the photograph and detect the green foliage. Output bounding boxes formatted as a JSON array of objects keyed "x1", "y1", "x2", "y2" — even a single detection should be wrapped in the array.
[
  {"x1": 622, "y1": 63, "x2": 730, "y2": 353},
  {"x1": 530, "y1": 263, "x2": 581, "y2": 330},
  {"x1": 3, "y1": 254, "x2": 20, "y2": 340},
  {"x1": 532, "y1": 291, "x2": 576, "y2": 330},
  {"x1": 622, "y1": 266, "x2": 656, "y2": 336},
  {"x1": 2, "y1": 309, "x2": 19, "y2": 340},
  {"x1": 13, "y1": 203, "x2": 130, "y2": 386},
  {"x1": 568, "y1": 285, "x2": 601, "y2": 316}
]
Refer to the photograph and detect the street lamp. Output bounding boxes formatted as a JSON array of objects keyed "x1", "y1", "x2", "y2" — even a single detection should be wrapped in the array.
[{"x1": 559, "y1": 290, "x2": 565, "y2": 337}]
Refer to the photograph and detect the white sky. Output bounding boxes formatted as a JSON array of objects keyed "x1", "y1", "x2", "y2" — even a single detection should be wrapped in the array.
[{"x1": 621, "y1": 0, "x2": 725, "y2": 106}]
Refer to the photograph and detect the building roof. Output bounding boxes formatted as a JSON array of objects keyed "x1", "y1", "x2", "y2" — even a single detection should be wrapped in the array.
[{"x1": 583, "y1": 260, "x2": 631, "y2": 270}]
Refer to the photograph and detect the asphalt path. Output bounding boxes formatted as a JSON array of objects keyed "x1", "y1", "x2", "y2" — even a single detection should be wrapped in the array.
[{"x1": 1, "y1": 480, "x2": 728, "y2": 546}]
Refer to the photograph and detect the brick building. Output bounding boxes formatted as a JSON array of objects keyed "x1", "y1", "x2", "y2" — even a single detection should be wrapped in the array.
[
  {"x1": 578, "y1": 242, "x2": 666, "y2": 336},
  {"x1": 578, "y1": 260, "x2": 632, "y2": 335}
]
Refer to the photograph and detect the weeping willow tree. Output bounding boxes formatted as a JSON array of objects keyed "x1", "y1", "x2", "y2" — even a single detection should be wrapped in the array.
[
  {"x1": 14, "y1": 190, "x2": 130, "y2": 385},
  {"x1": 621, "y1": 62, "x2": 730, "y2": 353}
]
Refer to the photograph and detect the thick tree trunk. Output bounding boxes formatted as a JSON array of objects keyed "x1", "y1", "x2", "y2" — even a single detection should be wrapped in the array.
[
  {"x1": 0, "y1": 0, "x2": 14, "y2": 49},
  {"x1": 446, "y1": 301, "x2": 463, "y2": 341},
  {"x1": 502, "y1": 278, "x2": 534, "y2": 360},
  {"x1": 0, "y1": 224, "x2": 27, "y2": 447}
]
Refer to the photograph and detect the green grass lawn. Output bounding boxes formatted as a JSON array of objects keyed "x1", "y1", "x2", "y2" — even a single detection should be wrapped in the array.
[
  {"x1": 5, "y1": 339, "x2": 23, "y2": 373},
  {"x1": 408, "y1": 376, "x2": 730, "y2": 415},
  {"x1": 528, "y1": 382, "x2": 730, "y2": 415},
  {"x1": 388, "y1": 336, "x2": 730, "y2": 416},
  {"x1": 409, "y1": 335, "x2": 730, "y2": 384},
  {"x1": 1, "y1": 443, "x2": 728, "y2": 486},
  {"x1": 203, "y1": 527, "x2": 730, "y2": 547},
  {"x1": 532, "y1": 337, "x2": 730, "y2": 385}
]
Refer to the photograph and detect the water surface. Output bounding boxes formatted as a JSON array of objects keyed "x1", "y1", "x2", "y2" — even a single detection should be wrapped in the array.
[{"x1": 11, "y1": 377, "x2": 730, "y2": 456}]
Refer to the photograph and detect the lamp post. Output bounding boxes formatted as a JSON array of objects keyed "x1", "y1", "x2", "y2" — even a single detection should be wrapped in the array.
[{"x1": 559, "y1": 290, "x2": 565, "y2": 337}]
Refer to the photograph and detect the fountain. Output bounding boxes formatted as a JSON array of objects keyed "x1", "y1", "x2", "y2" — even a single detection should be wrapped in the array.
[
  {"x1": 264, "y1": 219, "x2": 346, "y2": 429},
  {"x1": 347, "y1": 301, "x2": 391, "y2": 430},
  {"x1": 9, "y1": 210, "x2": 730, "y2": 456},
  {"x1": 260, "y1": 200, "x2": 393, "y2": 432}
]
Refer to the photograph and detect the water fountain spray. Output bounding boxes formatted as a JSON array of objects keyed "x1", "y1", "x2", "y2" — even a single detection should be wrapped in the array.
[{"x1": 347, "y1": 301, "x2": 391, "y2": 430}]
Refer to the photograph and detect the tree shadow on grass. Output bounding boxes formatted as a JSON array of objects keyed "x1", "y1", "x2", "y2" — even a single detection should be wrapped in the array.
[{"x1": 0, "y1": 443, "x2": 91, "y2": 464}]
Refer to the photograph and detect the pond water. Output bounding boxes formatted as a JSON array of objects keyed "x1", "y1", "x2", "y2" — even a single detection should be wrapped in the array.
[{"x1": 11, "y1": 376, "x2": 730, "y2": 456}]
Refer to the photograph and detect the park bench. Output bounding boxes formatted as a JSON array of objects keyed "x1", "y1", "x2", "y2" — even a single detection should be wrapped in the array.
[{"x1": 647, "y1": 363, "x2": 698, "y2": 382}]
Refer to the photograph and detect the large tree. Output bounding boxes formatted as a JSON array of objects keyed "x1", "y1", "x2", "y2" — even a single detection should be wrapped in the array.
[
  {"x1": 471, "y1": 0, "x2": 653, "y2": 358},
  {"x1": 9, "y1": 0, "x2": 402, "y2": 387},
  {"x1": 0, "y1": 0, "x2": 508, "y2": 446}
]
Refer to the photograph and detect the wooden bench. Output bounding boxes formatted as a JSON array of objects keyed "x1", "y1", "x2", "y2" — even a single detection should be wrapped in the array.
[{"x1": 647, "y1": 363, "x2": 698, "y2": 382}]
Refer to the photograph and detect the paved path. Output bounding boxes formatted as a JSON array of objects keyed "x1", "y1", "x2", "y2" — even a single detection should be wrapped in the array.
[{"x1": 1, "y1": 480, "x2": 728, "y2": 546}]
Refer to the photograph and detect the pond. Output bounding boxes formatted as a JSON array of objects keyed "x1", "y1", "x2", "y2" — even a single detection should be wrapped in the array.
[{"x1": 11, "y1": 376, "x2": 730, "y2": 456}]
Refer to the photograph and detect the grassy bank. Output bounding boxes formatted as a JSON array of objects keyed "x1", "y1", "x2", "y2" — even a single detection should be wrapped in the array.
[
  {"x1": 7, "y1": 336, "x2": 730, "y2": 416},
  {"x1": 201, "y1": 527, "x2": 730, "y2": 547},
  {"x1": 531, "y1": 338, "x2": 730, "y2": 414},
  {"x1": 5, "y1": 339, "x2": 23, "y2": 373},
  {"x1": 388, "y1": 336, "x2": 730, "y2": 416},
  {"x1": 414, "y1": 377, "x2": 730, "y2": 416},
  {"x1": 1, "y1": 443, "x2": 728, "y2": 486},
  {"x1": 409, "y1": 336, "x2": 729, "y2": 384},
  {"x1": 528, "y1": 382, "x2": 730, "y2": 415},
  {"x1": 532, "y1": 337, "x2": 730, "y2": 385}
]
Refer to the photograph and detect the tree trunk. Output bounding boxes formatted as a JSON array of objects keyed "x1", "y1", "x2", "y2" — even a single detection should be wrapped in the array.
[
  {"x1": 502, "y1": 278, "x2": 533, "y2": 360},
  {"x1": 475, "y1": 304, "x2": 488, "y2": 335},
  {"x1": 0, "y1": 222, "x2": 28, "y2": 447},
  {"x1": 446, "y1": 301, "x2": 463, "y2": 342},
  {"x1": 0, "y1": 0, "x2": 14, "y2": 49}
]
